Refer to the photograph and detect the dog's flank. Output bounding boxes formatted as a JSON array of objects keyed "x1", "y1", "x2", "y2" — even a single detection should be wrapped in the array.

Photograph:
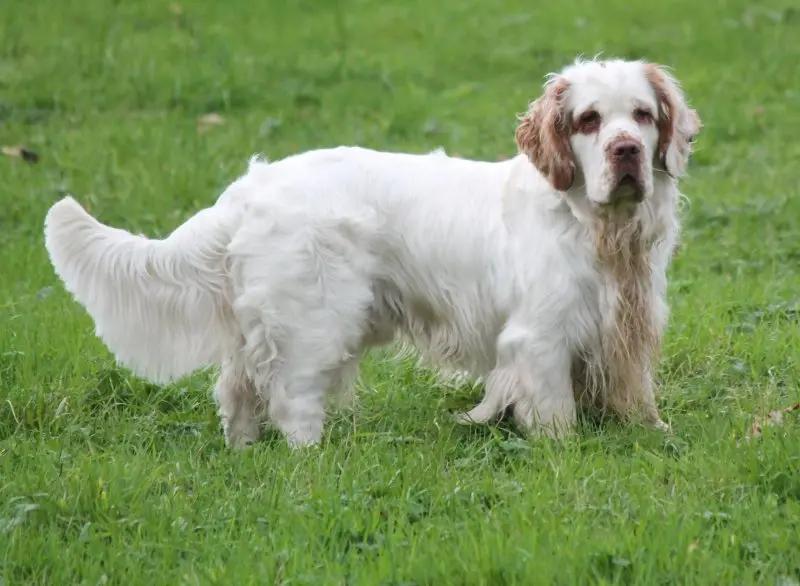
[{"x1": 44, "y1": 57, "x2": 699, "y2": 448}]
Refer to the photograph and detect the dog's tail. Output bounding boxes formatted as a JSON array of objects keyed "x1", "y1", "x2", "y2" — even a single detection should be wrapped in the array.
[{"x1": 44, "y1": 196, "x2": 238, "y2": 384}]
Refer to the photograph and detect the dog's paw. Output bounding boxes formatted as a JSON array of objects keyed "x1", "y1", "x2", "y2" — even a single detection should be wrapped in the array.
[
  {"x1": 226, "y1": 432, "x2": 259, "y2": 450},
  {"x1": 229, "y1": 437, "x2": 257, "y2": 451},
  {"x1": 451, "y1": 411, "x2": 481, "y2": 425},
  {"x1": 650, "y1": 418, "x2": 671, "y2": 433},
  {"x1": 224, "y1": 419, "x2": 261, "y2": 450},
  {"x1": 286, "y1": 436, "x2": 321, "y2": 450}
]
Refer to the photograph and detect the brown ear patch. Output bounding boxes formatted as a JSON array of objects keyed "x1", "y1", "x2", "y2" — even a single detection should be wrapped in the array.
[
  {"x1": 515, "y1": 78, "x2": 574, "y2": 192},
  {"x1": 644, "y1": 63, "x2": 701, "y2": 177},
  {"x1": 644, "y1": 64, "x2": 674, "y2": 167}
]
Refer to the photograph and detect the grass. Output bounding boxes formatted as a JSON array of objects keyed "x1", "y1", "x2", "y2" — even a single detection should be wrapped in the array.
[{"x1": 2, "y1": 0, "x2": 800, "y2": 583}]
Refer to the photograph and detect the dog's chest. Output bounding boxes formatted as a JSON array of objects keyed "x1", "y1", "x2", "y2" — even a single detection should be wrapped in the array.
[{"x1": 557, "y1": 256, "x2": 636, "y2": 353}]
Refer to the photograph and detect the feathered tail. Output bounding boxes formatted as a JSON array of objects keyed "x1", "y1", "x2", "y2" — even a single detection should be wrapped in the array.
[{"x1": 44, "y1": 196, "x2": 237, "y2": 383}]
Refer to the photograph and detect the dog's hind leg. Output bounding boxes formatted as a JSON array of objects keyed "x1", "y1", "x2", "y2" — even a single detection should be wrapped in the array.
[
  {"x1": 262, "y1": 321, "x2": 371, "y2": 449},
  {"x1": 266, "y1": 365, "x2": 335, "y2": 448},
  {"x1": 214, "y1": 347, "x2": 261, "y2": 449},
  {"x1": 231, "y1": 212, "x2": 378, "y2": 449}
]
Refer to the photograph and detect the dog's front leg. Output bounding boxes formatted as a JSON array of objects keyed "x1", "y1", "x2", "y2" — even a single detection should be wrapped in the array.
[
  {"x1": 458, "y1": 323, "x2": 576, "y2": 438},
  {"x1": 639, "y1": 366, "x2": 670, "y2": 432}
]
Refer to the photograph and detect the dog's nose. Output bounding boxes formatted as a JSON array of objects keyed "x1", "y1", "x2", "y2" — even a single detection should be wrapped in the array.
[{"x1": 612, "y1": 140, "x2": 640, "y2": 159}]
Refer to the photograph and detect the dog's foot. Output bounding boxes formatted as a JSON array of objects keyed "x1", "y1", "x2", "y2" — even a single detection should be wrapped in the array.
[
  {"x1": 641, "y1": 406, "x2": 671, "y2": 433},
  {"x1": 531, "y1": 421, "x2": 577, "y2": 440},
  {"x1": 452, "y1": 411, "x2": 480, "y2": 425},
  {"x1": 277, "y1": 417, "x2": 324, "y2": 450},
  {"x1": 649, "y1": 418, "x2": 671, "y2": 433},
  {"x1": 512, "y1": 397, "x2": 578, "y2": 440},
  {"x1": 229, "y1": 437, "x2": 257, "y2": 450},
  {"x1": 224, "y1": 418, "x2": 261, "y2": 450},
  {"x1": 286, "y1": 433, "x2": 322, "y2": 450},
  {"x1": 452, "y1": 397, "x2": 503, "y2": 426}
]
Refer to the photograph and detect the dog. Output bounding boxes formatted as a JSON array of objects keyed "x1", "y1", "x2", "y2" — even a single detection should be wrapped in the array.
[{"x1": 44, "y1": 58, "x2": 701, "y2": 449}]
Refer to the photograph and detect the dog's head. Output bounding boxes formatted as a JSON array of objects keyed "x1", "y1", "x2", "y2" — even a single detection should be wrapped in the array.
[{"x1": 515, "y1": 59, "x2": 701, "y2": 207}]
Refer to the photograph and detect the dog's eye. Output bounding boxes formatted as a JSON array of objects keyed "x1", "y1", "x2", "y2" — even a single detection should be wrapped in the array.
[
  {"x1": 578, "y1": 110, "x2": 601, "y2": 133},
  {"x1": 634, "y1": 108, "x2": 654, "y2": 124}
]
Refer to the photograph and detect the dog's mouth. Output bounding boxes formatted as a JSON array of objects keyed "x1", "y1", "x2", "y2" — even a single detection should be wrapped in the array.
[{"x1": 610, "y1": 174, "x2": 644, "y2": 203}]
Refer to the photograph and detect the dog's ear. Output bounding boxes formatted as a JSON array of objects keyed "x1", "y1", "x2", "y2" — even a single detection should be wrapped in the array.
[
  {"x1": 644, "y1": 64, "x2": 701, "y2": 178},
  {"x1": 515, "y1": 78, "x2": 574, "y2": 192}
]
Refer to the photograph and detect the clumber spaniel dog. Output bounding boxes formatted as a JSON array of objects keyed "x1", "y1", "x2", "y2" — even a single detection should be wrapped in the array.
[{"x1": 44, "y1": 58, "x2": 700, "y2": 449}]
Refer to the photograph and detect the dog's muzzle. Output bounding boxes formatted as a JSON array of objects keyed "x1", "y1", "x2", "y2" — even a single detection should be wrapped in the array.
[{"x1": 608, "y1": 138, "x2": 645, "y2": 203}]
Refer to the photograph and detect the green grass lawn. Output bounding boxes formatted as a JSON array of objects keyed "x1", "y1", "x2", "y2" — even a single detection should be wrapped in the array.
[{"x1": 2, "y1": 0, "x2": 800, "y2": 583}]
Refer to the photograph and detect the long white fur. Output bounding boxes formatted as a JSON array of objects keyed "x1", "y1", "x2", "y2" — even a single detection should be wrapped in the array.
[{"x1": 43, "y1": 58, "x2": 698, "y2": 448}]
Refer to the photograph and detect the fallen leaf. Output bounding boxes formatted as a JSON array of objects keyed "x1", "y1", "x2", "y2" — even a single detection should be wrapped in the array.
[
  {"x1": 744, "y1": 402, "x2": 800, "y2": 442},
  {"x1": 2, "y1": 145, "x2": 40, "y2": 163},
  {"x1": 197, "y1": 113, "x2": 225, "y2": 133},
  {"x1": 198, "y1": 113, "x2": 224, "y2": 125}
]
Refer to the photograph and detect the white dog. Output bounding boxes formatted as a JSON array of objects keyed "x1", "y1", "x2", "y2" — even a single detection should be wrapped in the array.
[{"x1": 44, "y1": 58, "x2": 701, "y2": 449}]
